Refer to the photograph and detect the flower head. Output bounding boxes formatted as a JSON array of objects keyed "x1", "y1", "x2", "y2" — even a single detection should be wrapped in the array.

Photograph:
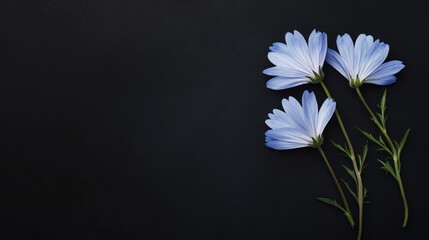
[
  {"x1": 263, "y1": 29, "x2": 328, "y2": 90},
  {"x1": 326, "y1": 33, "x2": 405, "y2": 88},
  {"x1": 265, "y1": 90, "x2": 336, "y2": 150}
]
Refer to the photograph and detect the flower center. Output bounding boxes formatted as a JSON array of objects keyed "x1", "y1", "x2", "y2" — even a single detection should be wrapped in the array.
[
  {"x1": 311, "y1": 135, "x2": 324, "y2": 147},
  {"x1": 350, "y1": 75, "x2": 363, "y2": 88},
  {"x1": 308, "y1": 68, "x2": 324, "y2": 84}
]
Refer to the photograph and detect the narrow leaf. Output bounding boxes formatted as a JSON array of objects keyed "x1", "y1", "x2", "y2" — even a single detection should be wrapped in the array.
[
  {"x1": 394, "y1": 140, "x2": 399, "y2": 150},
  {"x1": 342, "y1": 165, "x2": 357, "y2": 183},
  {"x1": 357, "y1": 128, "x2": 382, "y2": 146},
  {"x1": 377, "y1": 112, "x2": 384, "y2": 127},
  {"x1": 381, "y1": 90, "x2": 388, "y2": 128},
  {"x1": 380, "y1": 89, "x2": 387, "y2": 117},
  {"x1": 317, "y1": 197, "x2": 346, "y2": 212},
  {"x1": 378, "y1": 160, "x2": 397, "y2": 179},
  {"x1": 363, "y1": 187, "x2": 368, "y2": 200},
  {"x1": 398, "y1": 128, "x2": 411, "y2": 157},
  {"x1": 341, "y1": 179, "x2": 358, "y2": 202},
  {"x1": 378, "y1": 135, "x2": 385, "y2": 145},
  {"x1": 317, "y1": 197, "x2": 355, "y2": 227},
  {"x1": 361, "y1": 144, "x2": 368, "y2": 165},
  {"x1": 356, "y1": 128, "x2": 392, "y2": 155},
  {"x1": 331, "y1": 140, "x2": 350, "y2": 157},
  {"x1": 358, "y1": 144, "x2": 368, "y2": 172},
  {"x1": 343, "y1": 211, "x2": 356, "y2": 227}
]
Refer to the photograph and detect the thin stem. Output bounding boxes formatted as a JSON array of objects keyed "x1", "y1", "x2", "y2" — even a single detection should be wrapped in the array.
[
  {"x1": 355, "y1": 87, "x2": 409, "y2": 227},
  {"x1": 355, "y1": 88, "x2": 396, "y2": 151},
  {"x1": 396, "y1": 172, "x2": 409, "y2": 227},
  {"x1": 317, "y1": 146, "x2": 355, "y2": 227},
  {"x1": 321, "y1": 81, "x2": 363, "y2": 240}
]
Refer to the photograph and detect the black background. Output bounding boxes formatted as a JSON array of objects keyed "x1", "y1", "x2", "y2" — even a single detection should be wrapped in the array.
[{"x1": 1, "y1": 1, "x2": 428, "y2": 239}]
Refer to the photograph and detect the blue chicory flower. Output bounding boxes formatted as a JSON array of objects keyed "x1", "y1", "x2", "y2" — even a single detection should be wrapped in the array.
[
  {"x1": 265, "y1": 90, "x2": 336, "y2": 150},
  {"x1": 263, "y1": 30, "x2": 328, "y2": 90},
  {"x1": 326, "y1": 33, "x2": 405, "y2": 87}
]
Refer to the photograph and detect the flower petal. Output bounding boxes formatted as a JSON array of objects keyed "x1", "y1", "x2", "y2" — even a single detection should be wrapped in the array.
[
  {"x1": 280, "y1": 97, "x2": 306, "y2": 130},
  {"x1": 359, "y1": 41, "x2": 389, "y2": 80},
  {"x1": 365, "y1": 60, "x2": 404, "y2": 81},
  {"x1": 308, "y1": 30, "x2": 326, "y2": 70},
  {"x1": 269, "y1": 42, "x2": 290, "y2": 55},
  {"x1": 266, "y1": 76, "x2": 310, "y2": 90},
  {"x1": 353, "y1": 34, "x2": 368, "y2": 78},
  {"x1": 285, "y1": 31, "x2": 313, "y2": 73},
  {"x1": 355, "y1": 35, "x2": 374, "y2": 77},
  {"x1": 316, "y1": 98, "x2": 336, "y2": 135},
  {"x1": 283, "y1": 96, "x2": 304, "y2": 120},
  {"x1": 266, "y1": 110, "x2": 292, "y2": 129},
  {"x1": 267, "y1": 52, "x2": 312, "y2": 75},
  {"x1": 266, "y1": 119, "x2": 287, "y2": 129},
  {"x1": 265, "y1": 127, "x2": 312, "y2": 147},
  {"x1": 319, "y1": 32, "x2": 328, "y2": 66},
  {"x1": 265, "y1": 137, "x2": 308, "y2": 150},
  {"x1": 263, "y1": 66, "x2": 309, "y2": 78},
  {"x1": 336, "y1": 34, "x2": 355, "y2": 78},
  {"x1": 364, "y1": 76, "x2": 397, "y2": 85},
  {"x1": 301, "y1": 90, "x2": 318, "y2": 137},
  {"x1": 326, "y1": 49, "x2": 350, "y2": 81}
]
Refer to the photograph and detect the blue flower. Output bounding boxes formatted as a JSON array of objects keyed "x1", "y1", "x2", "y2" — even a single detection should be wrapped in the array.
[
  {"x1": 326, "y1": 33, "x2": 405, "y2": 87},
  {"x1": 263, "y1": 30, "x2": 328, "y2": 90},
  {"x1": 265, "y1": 90, "x2": 336, "y2": 150}
]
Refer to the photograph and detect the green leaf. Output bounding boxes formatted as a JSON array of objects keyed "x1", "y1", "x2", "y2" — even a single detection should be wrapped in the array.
[
  {"x1": 357, "y1": 154, "x2": 362, "y2": 170},
  {"x1": 341, "y1": 179, "x2": 358, "y2": 202},
  {"x1": 343, "y1": 211, "x2": 356, "y2": 227},
  {"x1": 317, "y1": 197, "x2": 346, "y2": 212},
  {"x1": 376, "y1": 111, "x2": 383, "y2": 118},
  {"x1": 376, "y1": 89, "x2": 388, "y2": 128},
  {"x1": 394, "y1": 140, "x2": 400, "y2": 150},
  {"x1": 358, "y1": 143, "x2": 369, "y2": 172},
  {"x1": 357, "y1": 128, "x2": 392, "y2": 155},
  {"x1": 317, "y1": 197, "x2": 356, "y2": 227},
  {"x1": 363, "y1": 187, "x2": 368, "y2": 200},
  {"x1": 331, "y1": 140, "x2": 351, "y2": 157},
  {"x1": 362, "y1": 143, "x2": 368, "y2": 164},
  {"x1": 378, "y1": 135, "x2": 385, "y2": 145},
  {"x1": 357, "y1": 128, "x2": 381, "y2": 145},
  {"x1": 342, "y1": 165, "x2": 357, "y2": 183},
  {"x1": 378, "y1": 160, "x2": 397, "y2": 179},
  {"x1": 380, "y1": 89, "x2": 387, "y2": 117},
  {"x1": 397, "y1": 128, "x2": 411, "y2": 157},
  {"x1": 376, "y1": 112, "x2": 385, "y2": 127}
]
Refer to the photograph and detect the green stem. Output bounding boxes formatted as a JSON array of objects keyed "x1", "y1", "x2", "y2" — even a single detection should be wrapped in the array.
[
  {"x1": 355, "y1": 87, "x2": 409, "y2": 227},
  {"x1": 321, "y1": 81, "x2": 363, "y2": 240},
  {"x1": 355, "y1": 88, "x2": 390, "y2": 144},
  {"x1": 317, "y1": 146, "x2": 355, "y2": 227},
  {"x1": 396, "y1": 171, "x2": 409, "y2": 227}
]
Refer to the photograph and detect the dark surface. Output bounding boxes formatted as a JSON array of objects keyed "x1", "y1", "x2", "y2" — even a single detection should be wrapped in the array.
[{"x1": 1, "y1": 1, "x2": 428, "y2": 239}]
